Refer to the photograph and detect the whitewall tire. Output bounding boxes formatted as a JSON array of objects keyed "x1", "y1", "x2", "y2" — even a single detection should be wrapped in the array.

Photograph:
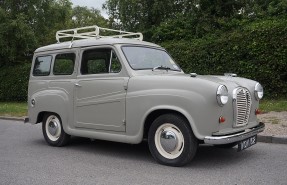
[
  {"x1": 42, "y1": 113, "x2": 70, "y2": 147},
  {"x1": 148, "y1": 114, "x2": 198, "y2": 166}
]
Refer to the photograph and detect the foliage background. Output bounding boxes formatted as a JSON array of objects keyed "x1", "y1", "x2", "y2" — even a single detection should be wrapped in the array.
[
  {"x1": 162, "y1": 17, "x2": 287, "y2": 98},
  {"x1": 0, "y1": 0, "x2": 286, "y2": 101},
  {"x1": 0, "y1": 64, "x2": 30, "y2": 101}
]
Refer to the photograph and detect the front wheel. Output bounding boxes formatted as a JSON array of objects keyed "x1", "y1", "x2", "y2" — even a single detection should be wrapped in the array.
[
  {"x1": 148, "y1": 114, "x2": 198, "y2": 166},
  {"x1": 42, "y1": 113, "x2": 70, "y2": 147}
]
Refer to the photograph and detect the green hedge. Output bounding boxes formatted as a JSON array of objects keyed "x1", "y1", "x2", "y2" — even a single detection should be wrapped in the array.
[
  {"x1": 162, "y1": 18, "x2": 287, "y2": 98},
  {"x1": 0, "y1": 63, "x2": 31, "y2": 101}
]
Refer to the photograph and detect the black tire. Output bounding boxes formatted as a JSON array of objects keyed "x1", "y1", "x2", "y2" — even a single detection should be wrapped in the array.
[
  {"x1": 148, "y1": 114, "x2": 198, "y2": 167},
  {"x1": 214, "y1": 143, "x2": 238, "y2": 149},
  {"x1": 42, "y1": 113, "x2": 70, "y2": 147}
]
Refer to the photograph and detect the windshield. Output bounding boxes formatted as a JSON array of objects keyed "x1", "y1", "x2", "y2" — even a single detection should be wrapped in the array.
[{"x1": 122, "y1": 46, "x2": 181, "y2": 71}]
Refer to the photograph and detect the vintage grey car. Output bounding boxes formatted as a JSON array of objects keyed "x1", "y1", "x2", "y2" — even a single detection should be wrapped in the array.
[{"x1": 25, "y1": 26, "x2": 265, "y2": 166}]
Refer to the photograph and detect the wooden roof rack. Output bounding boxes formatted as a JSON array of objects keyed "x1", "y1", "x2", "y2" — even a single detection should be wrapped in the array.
[{"x1": 56, "y1": 25, "x2": 143, "y2": 43}]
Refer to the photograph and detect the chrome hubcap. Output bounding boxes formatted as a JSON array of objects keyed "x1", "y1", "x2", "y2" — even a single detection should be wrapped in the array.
[
  {"x1": 155, "y1": 123, "x2": 184, "y2": 159},
  {"x1": 48, "y1": 120, "x2": 59, "y2": 136},
  {"x1": 160, "y1": 130, "x2": 177, "y2": 153},
  {"x1": 45, "y1": 115, "x2": 61, "y2": 141}
]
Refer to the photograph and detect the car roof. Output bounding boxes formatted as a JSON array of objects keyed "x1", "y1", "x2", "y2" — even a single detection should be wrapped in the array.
[{"x1": 35, "y1": 38, "x2": 161, "y2": 53}]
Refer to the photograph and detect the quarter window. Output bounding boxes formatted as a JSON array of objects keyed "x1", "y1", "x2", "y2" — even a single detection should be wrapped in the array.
[
  {"x1": 81, "y1": 49, "x2": 121, "y2": 75},
  {"x1": 33, "y1": 56, "x2": 52, "y2": 76},
  {"x1": 53, "y1": 53, "x2": 75, "y2": 75}
]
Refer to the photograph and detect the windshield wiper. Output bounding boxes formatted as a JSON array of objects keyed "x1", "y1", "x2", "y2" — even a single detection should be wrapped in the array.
[{"x1": 152, "y1": 66, "x2": 171, "y2": 71}]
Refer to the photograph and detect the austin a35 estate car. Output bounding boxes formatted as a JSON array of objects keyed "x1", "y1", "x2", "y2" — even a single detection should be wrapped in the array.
[{"x1": 25, "y1": 26, "x2": 265, "y2": 166}]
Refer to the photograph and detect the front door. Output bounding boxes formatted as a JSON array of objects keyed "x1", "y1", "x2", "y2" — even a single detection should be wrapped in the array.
[{"x1": 74, "y1": 47, "x2": 128, "y2": 132}]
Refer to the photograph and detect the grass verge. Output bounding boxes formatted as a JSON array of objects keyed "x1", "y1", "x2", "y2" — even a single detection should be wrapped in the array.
[
  {"x1": 260, "y1": 99, "x2": 287, "y2": 113},
  {"x1": 0, "y1": 102, "x2": 27, "y2": 117}
]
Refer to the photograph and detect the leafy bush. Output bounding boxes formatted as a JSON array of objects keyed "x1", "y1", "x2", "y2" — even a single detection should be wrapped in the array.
[
  {"x1": 0, "y1": 63, "x2": 31, "y2": 101},
  {"x1": 162, "y1": 18, "x2": 287, "y2": 98}
]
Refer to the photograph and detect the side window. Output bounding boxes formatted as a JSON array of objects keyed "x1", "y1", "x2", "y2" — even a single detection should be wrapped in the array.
[
  {"x1": 53, "y1": 53, "x2": 75, "y2": 75},
  {"x1": 81, "y1": 48, "x2": 121, "y2": 75},
  {"x1": 33, "y1": 56, "x2": 52, "y2": 76},
  {"x1": 87, "y1": 59, "x2": 107, "y2": 74}
]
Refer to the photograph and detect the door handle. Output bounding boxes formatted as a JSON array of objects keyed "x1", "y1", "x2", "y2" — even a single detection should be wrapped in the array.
[{"x1": 75, "y1": 83, "x2": 82, "y2": 87}]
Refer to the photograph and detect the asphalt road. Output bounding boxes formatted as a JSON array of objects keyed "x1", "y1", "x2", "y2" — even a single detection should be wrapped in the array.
[{"x1": 1, "y1": 120, "x2": 287, "y2": 185}]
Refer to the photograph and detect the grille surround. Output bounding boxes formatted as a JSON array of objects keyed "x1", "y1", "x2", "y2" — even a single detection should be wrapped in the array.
[{"x1": 232, "y1": 87, "x2": 252, "y2": 127}]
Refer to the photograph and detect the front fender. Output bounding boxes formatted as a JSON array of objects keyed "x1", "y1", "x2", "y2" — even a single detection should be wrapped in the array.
[{"x1": 125, "y1": 89, "x2": 221, "y2": 141}]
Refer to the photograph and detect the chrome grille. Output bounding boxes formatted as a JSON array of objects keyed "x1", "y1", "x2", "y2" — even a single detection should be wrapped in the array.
[{"x1": 233, "y1": 88, "x2": 252, "y2": 127}]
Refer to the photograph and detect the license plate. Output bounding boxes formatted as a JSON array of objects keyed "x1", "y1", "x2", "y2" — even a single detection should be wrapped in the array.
[{"x1": 237, "y1": 135, "x2": 257, "y2": 152}]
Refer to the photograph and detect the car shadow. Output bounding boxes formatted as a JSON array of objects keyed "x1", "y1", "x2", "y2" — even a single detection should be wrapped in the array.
[
  {"x1": 186, "y1": 145, "x2": 258, "y2": 168},
  {"x1": 67, "y1": 137, "x2": 153, "y2": 162},
  {"x1": 57, "y1": 137, "x2": 259, "y2": 168}
]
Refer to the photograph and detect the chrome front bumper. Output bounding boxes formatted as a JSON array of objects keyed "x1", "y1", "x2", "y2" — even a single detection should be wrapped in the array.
[{"x1": 204, "y1": 122, "x2": 265, "y2": 145}]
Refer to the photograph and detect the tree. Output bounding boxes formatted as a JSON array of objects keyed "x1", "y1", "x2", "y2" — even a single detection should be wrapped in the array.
[
  {"x1": 0, "y1": 0, "x2": 108, "y2": 66},
  {"x1": 0, "y1": 0, "x2": 38, "y2": 66},
  {"x1": 104, "y1": 0, "x2": 287, "y2": 42},
  {"x1": 103, "y1": 0, "x2": 195, "y2": 31},
  {"x1": 103, "y1": 0, "x2": 250, "y2": 40},
  {"x1": 72, "y1": 6, "x2": 108, "y2": 27}
]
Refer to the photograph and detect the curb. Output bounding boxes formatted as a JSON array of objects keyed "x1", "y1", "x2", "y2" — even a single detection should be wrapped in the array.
[
  {"x1": 0, "y1": 116, "x2": 24, "y2": 121},
  {"x1": 0, "y1": 117, "x2": 286, "y2": 144},
  {"x1": 257, "y1": 135, "x2": 287, "y2": 145}
]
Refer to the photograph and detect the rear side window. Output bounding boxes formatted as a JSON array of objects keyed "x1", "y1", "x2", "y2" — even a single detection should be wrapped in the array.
[
  {"x1": 33, "y1": 56, "x2": 52, "y2": 76},
  {"x1": 53, "y1": 53, "x2": 75, "y2": 75}
]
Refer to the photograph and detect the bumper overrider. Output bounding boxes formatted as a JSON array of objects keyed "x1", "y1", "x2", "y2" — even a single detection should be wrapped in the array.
[{"x1": 204, "y1": 122, "x2": 265, "y2": 145}]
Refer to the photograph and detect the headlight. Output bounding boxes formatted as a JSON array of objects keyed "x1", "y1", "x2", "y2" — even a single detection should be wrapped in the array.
[
  {"x1": 255, "y1": 83, "x2": 263, "y2": 100},
  {"x1": 216, "y1": 85, "x2": 228, "y2": 106}
]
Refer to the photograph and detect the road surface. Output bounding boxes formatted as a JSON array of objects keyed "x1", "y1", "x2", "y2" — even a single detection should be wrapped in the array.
[{"x1": 0, "y1": 120, "x2": 286, "y2": 185}]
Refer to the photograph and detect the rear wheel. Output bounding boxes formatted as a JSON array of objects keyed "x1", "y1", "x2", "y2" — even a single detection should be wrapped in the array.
[
  {"x1": 42, "y1": 113, "x2": 70, "y2": 147},
  {"x1": 148, "y1": 114, "x2": 198, "y2": 166}
]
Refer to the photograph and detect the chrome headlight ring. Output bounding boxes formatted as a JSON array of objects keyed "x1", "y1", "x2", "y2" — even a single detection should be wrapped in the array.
[
  {"x1": 254, "y1": 83, "x2": 263, "y2": 100},
  {"x1": 216, "y1": 85, "x2": 228, "y2": 106}
]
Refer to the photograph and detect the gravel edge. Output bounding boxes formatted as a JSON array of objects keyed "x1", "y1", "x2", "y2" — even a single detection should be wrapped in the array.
[{"x1": 1, "y1": 117, "x2": 286, "y2": 145}]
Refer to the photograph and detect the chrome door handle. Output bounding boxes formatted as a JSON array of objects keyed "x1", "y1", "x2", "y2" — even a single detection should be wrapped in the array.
[{"x1": 75, "y1": 83, "x2": 82, "y2": 87}]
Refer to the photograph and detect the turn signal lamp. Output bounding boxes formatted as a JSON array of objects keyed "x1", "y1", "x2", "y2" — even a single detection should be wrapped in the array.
[
  {"x1": 255, "y1": 109, "x2": 261, "y2": 115},
  {"x1": 219, "y1": 116, "x2": 226, "y2": 123}
]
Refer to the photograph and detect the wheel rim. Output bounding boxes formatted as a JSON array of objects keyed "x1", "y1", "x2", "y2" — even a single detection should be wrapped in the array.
[
  {"x1": 45, "y1": 115, "x2": 61, "y2": 141},
  {"x1": 154, "y1": 123, "x2": 184, "y2": 159}
]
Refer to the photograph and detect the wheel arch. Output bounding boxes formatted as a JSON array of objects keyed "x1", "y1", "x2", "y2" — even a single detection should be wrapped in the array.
[
  {"x1": 36, "y1": 111, "x2": 61, "y2": 124},
  {"x1": 143, "y1": 106, "x2": 199, "y2": 140}
]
